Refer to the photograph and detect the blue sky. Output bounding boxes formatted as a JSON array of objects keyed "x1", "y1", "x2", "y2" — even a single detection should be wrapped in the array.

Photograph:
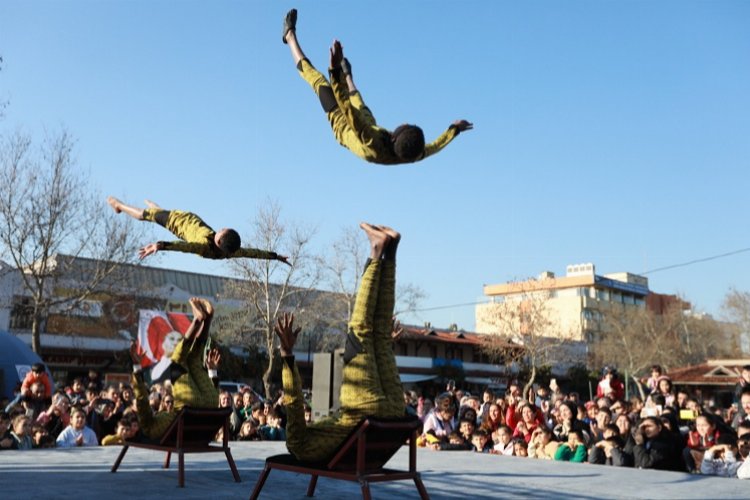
[{"x1": 2, "y1": 1, "x2": 749, "y2": 332}]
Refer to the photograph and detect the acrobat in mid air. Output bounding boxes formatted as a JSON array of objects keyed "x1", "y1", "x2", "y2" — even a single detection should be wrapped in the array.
[
  {"x1": 282, "y1": 8, "x2": 473, "y2": 165},
  {"x1": 276, "y1": 222, "x2": 406, "y2": 462},
  {"x1": 107, "y1": 197, "x2": 289, "y2": 264}
]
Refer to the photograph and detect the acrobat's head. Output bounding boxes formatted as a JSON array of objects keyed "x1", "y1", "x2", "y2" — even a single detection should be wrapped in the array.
[
  {"x1": 215, "y1": 228, "x2": 241, "y2": 255},
  {"x1": 392, "y1": 124, "x2": 425, "y2": 162}
]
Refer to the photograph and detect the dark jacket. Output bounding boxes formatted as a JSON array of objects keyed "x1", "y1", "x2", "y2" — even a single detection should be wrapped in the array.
[{"x1": 633, "y1": 429, "x2": 686, "y2": 472}]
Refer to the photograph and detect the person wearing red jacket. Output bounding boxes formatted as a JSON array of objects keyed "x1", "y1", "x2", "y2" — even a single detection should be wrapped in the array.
[
  {"x1": 596, "y1": 367, "x2": 625, "y2": 402},
  {"x1": 20, "y1": 363, "x2": 52, "y2": 399}
]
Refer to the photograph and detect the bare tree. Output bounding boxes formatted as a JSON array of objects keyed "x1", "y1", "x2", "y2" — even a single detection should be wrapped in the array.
[
  {"x1": 0, "y1": 129, "x2": 141, "y2": 353},
  {"x1": 480, "y1": 279, "x2": 576, "y2": 398},
  {"x1": 722, "y1": 288, "x2": 750, "y2": 353},
  {"x1": 592, "y1": 300, "x2": 736, "y2": 397},
  {"x1": 223, "y1": 201, "x2": 322, "y2": 399},
  {"x1": 315, "y1": 225, "x2": 427, "y2": 348}
]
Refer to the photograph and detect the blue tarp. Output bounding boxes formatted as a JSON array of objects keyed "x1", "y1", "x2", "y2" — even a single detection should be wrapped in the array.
[{"x1": 0, "y1": 331, "x2": 51, "y2": 400}]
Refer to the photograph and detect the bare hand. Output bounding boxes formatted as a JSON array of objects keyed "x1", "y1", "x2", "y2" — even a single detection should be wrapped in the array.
[
  {"x1": 274, "y1": 312, "x2": 301, "y2": 356},
  {"x1": 206, "y1": 348, "x2": 221, "y2": 370},
  {"x1": 138, "y1": 243, "x2": 159, "y2": 259},
  {"x1": 276, "y1": 255, "x2": 291, "y2": 266},
  {"x1": 129, "y1": 341, "x2": 142, "y2": 365},
  {"x1": 452, "y1": 120, "x2": 473, "y2": 132},
  {"x1": 329, "y1": 39, "x2": 344, "y2": 68}
]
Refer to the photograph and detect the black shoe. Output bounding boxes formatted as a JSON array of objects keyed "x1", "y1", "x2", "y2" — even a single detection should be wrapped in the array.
[
  {"x1": 341, "y1": 57, "x2": 352, "y2": 78},
  {"x1": 343, "y1": 331, "x2": 363, "y2": 364},
  {"x1": 282, "y1": 8, "x2": 297, "y2": 44}
]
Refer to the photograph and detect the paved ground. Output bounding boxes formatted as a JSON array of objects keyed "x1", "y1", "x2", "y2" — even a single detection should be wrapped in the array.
[{"x1": 0, "y1": 442, "x2": 747, "y2": 499}]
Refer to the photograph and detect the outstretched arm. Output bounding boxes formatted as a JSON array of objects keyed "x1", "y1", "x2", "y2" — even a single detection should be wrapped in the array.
[
  {"x1": 423, "y1": 120, "x2": 473, "y2": 159},
  {"x1": 139, "y1": 241, "x2": 216, "y2": 259},
  {"x1": 232, "y1": 247, "x2": 291, "y2": 265}
]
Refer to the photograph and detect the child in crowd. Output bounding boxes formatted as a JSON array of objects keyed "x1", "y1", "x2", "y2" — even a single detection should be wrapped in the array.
[
  {"x1": 56, "y1": 408, "x2": 98, "y2": 448},
  {"x1": 471, "y1": 429, "x2": 493, "y2": 453},
  {"x1": 10, "y1": 414, "x2": 33, "y2": 450}
]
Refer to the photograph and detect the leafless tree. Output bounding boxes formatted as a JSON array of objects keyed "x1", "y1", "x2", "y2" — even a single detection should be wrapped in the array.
[
  {"x1": 480, "y1": 279, "x2": 576, "y2": 398},
  {"x1": 592, "y1": 300, "x2": 735, "y2": 397},
  {"x1": 0, "y1": 129, "x2": 141, "y2": 353},
  {"x1": 722, "y1": 288, "x2": 750, "y2": 353},
  {"x1": 315, "y1": 225, "x2": 427, "y2": 347},
  {"x1": 223, "y1": 201, "x2": 323, "y2": 399}
]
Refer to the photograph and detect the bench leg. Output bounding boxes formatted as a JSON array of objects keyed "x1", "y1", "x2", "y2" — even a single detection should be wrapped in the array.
[
  {"x1": 178, "y1": 451, "x2": 185, "y2": 487},
  {"x1": 360, "y1": 480, "x2": 371, "y2": 500},
  {"x1": 111, "y1": 445, "x2": 129, "y2": 473},
  {"x1": 249, "y1": 465, "x2": 272, "y2": 500},
  {"x1": 163, "y1": 451, "x2": 171, "y2": 469},
  {"x1": 225, "y1": 448, "x2": 241, "y2": 482},
  {"x1": 414, "y1": 475, "x2": 430, "y2": 500},
  {"x1": 306, "y1": 475, "x2": 318, "y2": 497}
]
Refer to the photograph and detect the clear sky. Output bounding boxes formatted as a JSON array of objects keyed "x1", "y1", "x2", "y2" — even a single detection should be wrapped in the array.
[{"x1": 2, "y1": 1, "x2": 749, "y2": 332}]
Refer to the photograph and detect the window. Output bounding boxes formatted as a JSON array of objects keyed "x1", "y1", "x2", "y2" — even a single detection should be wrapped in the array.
[{"x1": 10, "y1": 298, "x2": 34, "y2": 330}]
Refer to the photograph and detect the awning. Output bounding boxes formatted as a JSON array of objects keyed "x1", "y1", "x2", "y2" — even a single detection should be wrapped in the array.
[{"x1": 399, "y1": 374, "x2": 438, "y2": 384}]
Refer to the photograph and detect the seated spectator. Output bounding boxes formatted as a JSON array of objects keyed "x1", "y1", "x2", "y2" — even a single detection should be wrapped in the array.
[
  {"x1": 528, "y1": 426, "x2": 559, "y2": 460},
  {"x1": 443, "y1": 431, "x2": 471, "y2": 451},
  {"x1": 736, "y1": 434, "x2": 750, "y2": 479},
  {"x1": 159, "y1": 394, "x2": 175, "y2": 413},
  {"x1": 700, "y1": 434, "x2": 743, "y2": 477},
  {"x1": 459, "y1": 405, "x2": 478, "y2": 427},
  {"x1": 19, "y1": 382, "x2": 50, "y2": 421},
  {"x1": 67, "y1": 378, "x2": 86, "y2": 407},
  {"x1": 259, "y1": 410, "x2": 286, "y2": 441},
  {"x1": 478, "y1": 388, "x2": 494, "y2": 421},
  {"x1": 303, "y1": 403, "x2": 312, "y2": 424},
  {"x1": 101, "y1": 418, "x2": 132, "y2": 446},
  {"x1": 513, "y1": 438, "x2": 529, "y2": 457},
  {"x1": 237, "y1": 420, "x2": 261, "y2": 441},
  {"x1": 648, "y1": 376, "x2": 676, "y2": 409},
  {"x1": 148, "y1": 391, "x2": 162, "y2": 414},
  {"x1": 10, "y1": 414, "x2": 34, "y2": 450},
  {"x1": 643, "y1": 365, "x2": 664, "y2": 393},
  {"x1": 417, "y1": 397, "x2": 433, "y2": 422},
  {"x1": 633, "y1": 416, "x2": 686, "y2": 472},
  {"x1": 458, "y1": 418, "x2": 476, "y2": 443},
  {"x1": 684, "y1": 414, "x2": 722, "y2": 473},
  {"x1": 121, "y1": 385, "x2": 136, "y2": 412},
  {"x1": 554, "y1": 430, "x2": 587, "y2": 462},
  {"x1": 238, "y1": 391, "x2": 256, "y2": 421},
  {"x1": 471, "y1": 429, "x2": 492, "y2": 453},
  {"x1": 507, "y1": 400, "x2": 542, "y2": 443},
  {"x1": 492, "y1": 425, "x2": 514, "y2": 456},
  {"x1": 56, "y1": 408, "x2": 98, "y2": 448},
  {"x1": 422, "y1": 393, "x2": 456, "y2": 444},
  {"x1": 596, "y1": 367, "x2": 625, "y2": 402},
  {"x1": 31, "y1": 424, "x2": 50, "y2": 448},
  {"x1": 36, "y1": 392, "x2": 70, "y2": 440},
  {"x1": 732, "y1": 388, "x2": 750, "y2": 430},
  {"x1": 553, "y1": 401, "x2": 588, "y2": 443},
  {"x1": 480, "y1": 403, "x2": 504, "y2": 435},
  {"x1": 218, "y1": 390, "x2": 241, "y2": 439},
  {"x1": 590, "y1": 407, "x2": 612, "y2": 443},
  {"x1": 0, "y1": 412, "x2": 14, "y2": 451},
  {"x1": 588, "y1": 423, "x2": 633, "y2": 467},
  {"x1": 89, "y1": 399, "x2": 118, "y2": 443}
]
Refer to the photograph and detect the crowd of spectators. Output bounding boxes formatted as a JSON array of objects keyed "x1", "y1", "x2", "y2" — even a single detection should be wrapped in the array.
[
  {"x1": 3, "y1": 360, "x2": 750, "y2": 482},
  {"x1": 412, "y1": 364, "x2": 750, "y2": 480}
]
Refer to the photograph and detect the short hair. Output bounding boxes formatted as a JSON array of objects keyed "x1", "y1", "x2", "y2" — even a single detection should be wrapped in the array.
[
  {"x1": 251, "y1": 402, "x2": 263, "y2": 412},
  {"x1": 651, "y1": 365, "x2": 663, "y2": 374},
  {"x1": 472, "y1": 428, "x2": 489, "y2": 438},
  {"x1": 31, "y1": 363, "x2": 45, "y2": 373},
  {"x1": 742, "y1": 365, "x2": 750, "y2": 372},
  {"x1": 392, "y1": 125, "x2": 425, "y2": 161},
  {"x1": 218, "y1": 229, "x2": 241, "y2": 254},
  {"x1": 718, "y1": 433, "x2": 737, "y2": 447}
]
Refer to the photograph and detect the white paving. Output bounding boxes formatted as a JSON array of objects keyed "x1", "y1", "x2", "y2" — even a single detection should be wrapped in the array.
[{"x1": 0, "y1": 442, "x2": 747, "y2": 499}]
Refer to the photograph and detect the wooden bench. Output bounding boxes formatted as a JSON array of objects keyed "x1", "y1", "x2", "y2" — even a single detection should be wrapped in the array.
[
  {"x1": 249, "y1": 416, "x2": 429, "y2": 500},
  {"x1": 111, "y1": 406, "x2": 241, "y2": 487}
]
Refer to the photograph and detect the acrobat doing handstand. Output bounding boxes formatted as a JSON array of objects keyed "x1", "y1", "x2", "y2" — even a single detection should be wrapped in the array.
[
  {"x1": 282, "y1": 8, "x2": 473, "y2": 165},
  {"x1": 108, "y1": 197, "x2": 289, "y2": 264},
  {"x1": 276, "y1": 222, "x2": 406, "y2": 462}
]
